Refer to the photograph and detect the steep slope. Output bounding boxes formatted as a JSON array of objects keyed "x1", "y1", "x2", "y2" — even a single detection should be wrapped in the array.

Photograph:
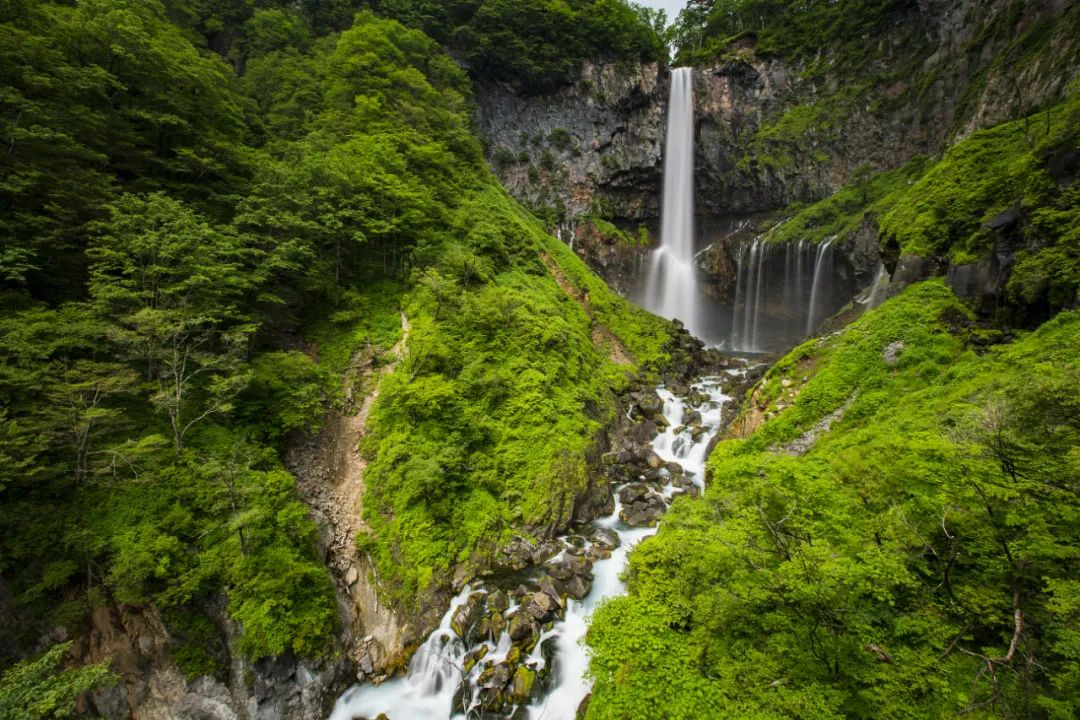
[
  {"x1": 0, "y1": 4, "x2": 675, "y2": 718},
  {"x1": 587, "y1": 281, "x2": 1080, "y2": 718}
]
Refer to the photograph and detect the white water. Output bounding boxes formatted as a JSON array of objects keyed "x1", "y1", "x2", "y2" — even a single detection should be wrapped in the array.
[
  {"x1": 861, "y1": 263, "x2": 890, "y2": 310},
  {"x1": 805, "y1": 241, "x2": 833, "y2": 336},
  {"x1": 330, "y1": 587, "x2": 478, "y2": 720},
  {"x1": 329, "y1": 379, "x2": 732, "y2": 720},
  {"x1": 642, "y1": 68, "x2": 700, "y2": 337}
]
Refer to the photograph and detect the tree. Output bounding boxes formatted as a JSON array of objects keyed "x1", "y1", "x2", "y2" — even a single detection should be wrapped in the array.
[{"x1": 0, "y1": 643, "x2": 116, "y2": 720}]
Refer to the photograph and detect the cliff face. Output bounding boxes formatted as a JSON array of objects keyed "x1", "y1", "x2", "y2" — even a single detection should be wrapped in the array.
[
  {"x1": 694, "y1": 0, "x2": 1079, "y2": 217},
  {"x1": 474, "y1": 60, "x2": 667, "y2": 221},
  {"x1": 475, "y1": 0, "x2": 1080, "y2": 307}
]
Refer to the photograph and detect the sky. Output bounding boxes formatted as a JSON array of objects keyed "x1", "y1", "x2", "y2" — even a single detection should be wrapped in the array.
[{"x1": 634, "y1": 0, "x2": 689, "y2": 24}]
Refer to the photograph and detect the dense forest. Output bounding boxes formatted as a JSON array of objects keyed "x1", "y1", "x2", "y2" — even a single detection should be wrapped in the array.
[
  {"x1": 0, "y1": 0, "x2": 671, "y2": 709},
  {"x1": 2, "y1": 0, "x2": 1079, "y2": 718}
]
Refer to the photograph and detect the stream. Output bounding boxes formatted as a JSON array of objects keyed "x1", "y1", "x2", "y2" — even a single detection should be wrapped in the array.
[{"x1": 329, "y1": 375, "x2": 735, "y2": 720}]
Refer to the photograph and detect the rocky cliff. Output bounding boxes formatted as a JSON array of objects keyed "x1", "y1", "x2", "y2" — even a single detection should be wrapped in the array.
[{"x1": 474, "y1": 0, "x2": 1080, "y2": 311}]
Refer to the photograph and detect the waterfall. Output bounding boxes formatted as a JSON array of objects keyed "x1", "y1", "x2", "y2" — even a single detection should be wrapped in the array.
[
  {"x1": 641, "y1": 68, "x2": 699, "y2": 336},
  {"x1": 863, "y1": 263, "x2": 890, "y2": 309},
  {"x1": 805, "y1": 241, "x2": 833, "y2": 335}
]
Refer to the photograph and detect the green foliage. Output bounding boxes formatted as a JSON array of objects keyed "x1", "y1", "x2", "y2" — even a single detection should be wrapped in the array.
[
  {"x1": 676, "y1": 0, "x2": 906, "y2": 69},
  {"x1": 1, "y1": 3, "x2": 671, "y2": 668},
  {"x1": 376, "y1": 0, "x2": 667, "y2": 93},
  {"x1": 588, "y1": 282, "x2": 1080, "y2": 717},
  {"x1": 0, "y1": 642, "x2": 116, "y2": 720},
  {"x1": 879, "y1": 93, "x2": 1079, "y2": 308},
  {"x1": 360, "y1": 188, "x2": 670, "y2": 602},
  {"x1": 765, "y1": 158, "x2": 932, "y2": 246}
]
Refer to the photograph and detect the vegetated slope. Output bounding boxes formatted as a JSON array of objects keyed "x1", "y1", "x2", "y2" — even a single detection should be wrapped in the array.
[
  {"x1": 679, "y1": 0, "x2": 1080, "y2": 216},
  {"x1": 586, "y1": 280, "x2": 1080, "y2": 718},
  {"x1": 0, "y1": 0, "x2": 671, "y2": 707},
  {"x1": 760, "y1": 87, "x2": 1079, "y2": 319}
]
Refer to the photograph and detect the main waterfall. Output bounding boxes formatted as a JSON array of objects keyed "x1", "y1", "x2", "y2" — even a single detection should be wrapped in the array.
[{"x1": 642, "y1": 67, "x2": 701, "y2": 337}]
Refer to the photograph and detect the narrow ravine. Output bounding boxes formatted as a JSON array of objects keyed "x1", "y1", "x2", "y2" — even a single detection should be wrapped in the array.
[{"x1": 329, "y1": 375, "x2": 737, "y2": 719}]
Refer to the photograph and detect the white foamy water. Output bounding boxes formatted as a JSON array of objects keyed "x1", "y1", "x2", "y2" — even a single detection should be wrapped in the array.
[
  {"x1": 329, "y1": 378, "x2": 731, "y2": 720},
  {"x1": 642, "y1": 67, "x2": 701, "y2": 338}
]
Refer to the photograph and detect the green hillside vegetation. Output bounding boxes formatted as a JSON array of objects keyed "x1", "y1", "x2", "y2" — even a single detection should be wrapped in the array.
[
  {"x1": 761, "y1": 90, "x2": 1079, "y2": 313},
  {"x1": 0, "y1": 0, "x2": 670, "y2": 691},
  {"x1": 587, "y1": 280, "x2": 1080, "y2": 718}
]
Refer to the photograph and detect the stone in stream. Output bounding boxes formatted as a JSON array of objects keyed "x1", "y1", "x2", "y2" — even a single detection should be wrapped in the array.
[
  {"x1": 508, "y1": 612, "x2": 539, "y2": 644},
  {"x1": 509, "y1": 665, "x2": 536, "y2": 703},
  {"x1": 645, "y1": 449, "x2": 665, "y2": 469},
  {"x1": 562, "y1": 573, "x2": 591, "y2": 600},
  {"x1": 619, "y1": 483, "x2": 667, "y2": 526},
  {"x1": 450, "y1": 592, "x2": 484, "y2": 638},
  {"x1": 537, "y1": 575, "x2": 565, "y2": 607},
  {"x1": 521, "y1": 591, "x2": 559, "y2": 623},
  {"x1": 463, "y1": 645, "x2": 489, "y2": 673},
  {"x1": 490, "y1": 611, "x2": 505, "y2": 638},
  {"x1": 487, "y1": 589, "x2": 509, "y2": 613},
  {"x1": 671, "y1": 476, "x2": 700, "y2": 499},
  {"x1": 531, "y1": 540, "x2": 562, "y2": 564},
  {"x1": 591, "y1": 527, "x2": 620, "y2": 551},
  {"x1": 636, "y1": 392, "x2": 663, "y2": 420}
]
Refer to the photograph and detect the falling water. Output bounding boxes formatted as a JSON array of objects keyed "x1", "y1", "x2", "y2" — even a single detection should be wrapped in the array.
[
  {"x1": 641, "y1": 68, "x2": 700, "y2": 337},
  {"x1": 731, "y1": 238, "x2": 845, "y2": 352},
  {"x1": 805, "y1": 241, "x2": 833, "y2": 335},
  {"x1": 862, "y1": 263, "x2": 890, "y2": 309},
  {"x1": 328, "y1": 379, "x2": 734, "y2": 720}
]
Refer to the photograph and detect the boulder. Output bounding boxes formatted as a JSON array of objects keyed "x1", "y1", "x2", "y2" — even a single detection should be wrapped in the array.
[
  {"x1": 508, "y1": 613, "x2": 538, "y2": 644},
  {"x1": 522, "y1": 591, "x2": 559, "y2": 623},
  {"x1": 591, "y1": 527, "x2": 619, "y2": 551},
  {"x1": 450, "y1": 593, "x2": 484, "y2": 639},
  {"x1": 488, "y1": 589, "x2": 509, "y2": 613},
  {"x1": 509, "y1": 666, "x2": 536, "y2": 703},
  {"x1": 537, "y1": 575, "x2": 565, "y2": 607}
]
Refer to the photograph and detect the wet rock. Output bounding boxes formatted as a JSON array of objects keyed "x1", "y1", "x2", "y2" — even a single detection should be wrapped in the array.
[
  {"x1": 490, "y1": 612, "x2": 506, "y2": 638},
  {"x1": 645, "y1": 450, "x2": 664, "y2": 469},
  {"x1": 464, "y1": 645, "x2": 489, "y2": 673},
  {"x1": 618, "y1": 483, "x2": 651, "y2": 505},
  {"x1": 591, "y1": 528, "x2": 619, "y2": 551},
  {"x1": 537, "y1": 576, "x2": 565, "y2": 607},
  {"x1": 450, "y1": 593, "x2": 484, "y2": 639},
  {"x1": 619, "y1": 486, "x2": 667, "y2": 526},
  {"x1": 563, "y1": 574, "x2": 591, "y2": 600},
  {"x1": 576, "y1": 694, "x2": 592, "y2": 720},
  {"x1": 510, "y1": 666, "x2": 536, "y2": 703},
  {"x1": 548, "y1": 553, "x2": 592, "y2": 582},
  {"x1": 498, "y1": 536, "x2": 538, "y2": 571},
  {"x1": 488, "y1": 589, "x2": 509, "y2": 613},
  {"x1": 637, "y1": 393, "x2": 663, "y2": 420},
  {"x1": 508, "y1": 613, "x2": 539, "y2": 644},
  {"x1": 671, "y1": 476, "x2": 700, "y2": 498},
  {"x1": 531, "y1": 540, "x2": 562, "y2": 565},
  {"x1": 522, "y1": 591, "x2": 559, "y2": 623},
  {"x1": 666, "y1": 461, "x2": 683, "y2": 476}
]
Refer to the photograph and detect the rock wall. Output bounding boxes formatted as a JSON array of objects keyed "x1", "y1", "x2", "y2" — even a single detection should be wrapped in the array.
[
  {"x1": 75, "y1": 602, "x2": 352, "y2": 720},
  {"x1": 474, "y1": 0, "x2": 1080, "y2": 307},
  {"x1": 474, "y1": 60, "x2": 667, "y2": 221}
]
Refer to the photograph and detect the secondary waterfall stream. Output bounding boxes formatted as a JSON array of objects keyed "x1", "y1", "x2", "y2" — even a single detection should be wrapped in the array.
[
  {"x1": 329, "y1": 378, "x2": 734, "y2": 720},
  {"x1": 641, "y1": 67, "x2": 701, "y2": 339}
]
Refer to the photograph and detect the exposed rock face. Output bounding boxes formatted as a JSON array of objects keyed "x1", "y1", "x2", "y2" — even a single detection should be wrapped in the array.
[
  {"x1": 474, "y1": 60, "x2": 666, "y2": 221},
  {"x1": 76, "y1": 603, "x2": 353, "y2": 720},
  {"x1": 474, "y1": 1, "x2": 1080, "y2": 313}
]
